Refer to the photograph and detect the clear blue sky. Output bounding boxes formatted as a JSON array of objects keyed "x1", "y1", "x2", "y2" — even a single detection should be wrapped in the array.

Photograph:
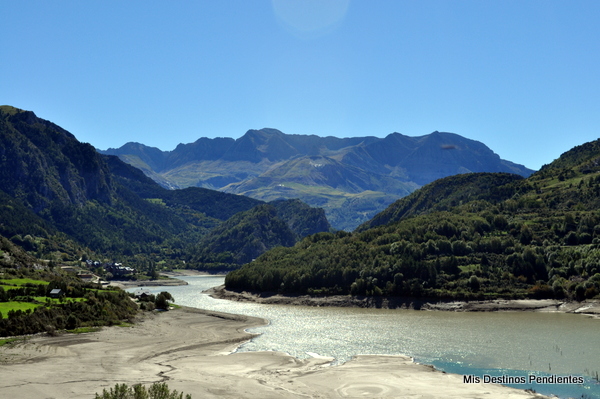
[{"x1": 2, "y1": 1, "x2": 600, "y2": 170}]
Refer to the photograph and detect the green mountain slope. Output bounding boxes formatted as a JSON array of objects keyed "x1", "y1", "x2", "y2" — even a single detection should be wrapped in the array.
[
  {"x1": 270, "y1": 198, "x2": 332, "y2": 238},
  {"x1": 225, "y1": 139, "x2": 600, "y2": 301},
  {"x1": 105, "y1": 154, "x2": 263, "y2": 222},
  {"x1": 358, "y1": 173, "x2": 525, "y2": 231},
  {"x1": 191, "y1": 204, "x2": 298, "y2": 265},
  {"x1": 0, "y1": 106, "x2": 330, "y2": 272},
  {"x1": 223, "y1": 155, "x2": 417, "y2": 230},
  {"x1": 189, "y1": 199, "x2": 331, "y2": 267},
  {"x1": 0, "y1": 106, "x2": 113, "y2": 211},
  {"x1": 103, "y1": 128, "x2": 533, "y2": 230}
]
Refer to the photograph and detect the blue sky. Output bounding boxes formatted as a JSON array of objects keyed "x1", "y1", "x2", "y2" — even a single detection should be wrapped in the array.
[{"x1": 2, "y1": 1, "x2": 600, "y2": 170}]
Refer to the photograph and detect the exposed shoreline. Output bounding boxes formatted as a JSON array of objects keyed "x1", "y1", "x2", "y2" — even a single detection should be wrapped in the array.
[
  {"x1": 0, "y1": 305, "x2": 549, "y2": 399},
  {"x1": 3, "y1": 273, "x2": 580, "y2": 398},
  {"x1": 107, "y1": 270, "x2": 226, "y2": 289},
  {"x1": 209, "y1": 285, "x2": 600, "y2": 318}
]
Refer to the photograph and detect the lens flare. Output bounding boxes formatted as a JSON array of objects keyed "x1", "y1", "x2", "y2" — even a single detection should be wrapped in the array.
[{"x1": 272, "y1": 0, "x2": 350, "y2": 38}]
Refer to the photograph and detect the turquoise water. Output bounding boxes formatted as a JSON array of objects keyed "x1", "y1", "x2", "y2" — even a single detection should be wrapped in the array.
[{"x1": 131, "y1": 275, "x2": 600, "y2": 399}]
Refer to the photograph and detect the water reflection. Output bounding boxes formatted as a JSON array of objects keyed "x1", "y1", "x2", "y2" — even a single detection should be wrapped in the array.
[{"x1": 130, "y1": 275, "x2": 600, "y2": 399}]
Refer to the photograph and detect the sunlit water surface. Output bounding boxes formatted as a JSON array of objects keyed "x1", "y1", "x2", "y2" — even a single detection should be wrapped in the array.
[{"x1": 130, "y1": 275, "x2": 600, "y2": 399}]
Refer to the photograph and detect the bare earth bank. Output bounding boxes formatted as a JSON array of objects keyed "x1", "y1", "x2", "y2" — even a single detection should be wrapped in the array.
[
  {"x1": 0, "y1": 306, "x2": 548, "y2": 399},
  {"x1": 107, "y1": 271, "x2": 225, "y2": 289},
  {"x1": 209, "y1": 285, "x2": 600, "y2": 318}
]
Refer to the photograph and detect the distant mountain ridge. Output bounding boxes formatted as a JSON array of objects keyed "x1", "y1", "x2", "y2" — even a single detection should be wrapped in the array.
[{"x1": 102, "y1": 129, "x2": 534, "y2": 230}]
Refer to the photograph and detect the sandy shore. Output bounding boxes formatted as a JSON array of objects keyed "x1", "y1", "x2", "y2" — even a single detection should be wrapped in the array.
[
  {"x1": 107, "y1": 270, "x2": 224, "y2": 289},
  {"x1": 210, "y1": 285, "x2": 600, "y2": 318},
  {"x1": 0, "y1": 306, "x2": 548, "y2": 399}
]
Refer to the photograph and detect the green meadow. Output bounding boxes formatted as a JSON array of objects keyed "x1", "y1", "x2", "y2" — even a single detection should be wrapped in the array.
[{"x1": 0, "y1": 301, "x2": 40, "y2": 317}]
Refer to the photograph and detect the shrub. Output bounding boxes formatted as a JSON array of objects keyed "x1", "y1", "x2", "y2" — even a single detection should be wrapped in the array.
[
  {"x1": 154, "y1": 291, "x2": 174, "y2": 311},
  {"x1": 575, "y1": 284, "x2": 586, "y2": 301},
  {"x1": 95, "y1": 382, "x2": 191, "y2": 399},
  {"x1": 529, "y1": 284, "x2": 554, "y2": 299},
  {"x1": 139, "y1": 302, "x2": 155, "y2": 311},
  {"x1": 552, "y1": 281, "x2": 565, "y2": 299},
  {"x1": 584, "y1": 286, "x2": 598, "y2": 299},
  {"x1": 468, "y1": 276, "x2": 481, "y2": 291}
]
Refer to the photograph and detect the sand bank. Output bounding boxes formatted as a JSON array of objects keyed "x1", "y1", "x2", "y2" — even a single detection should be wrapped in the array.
[
  {"x1": 0, "y1": 306, "x2": 548, "y2": 399},
  {"x1": 107, "y1": 278, "x2": 188, "y2": 289},
  {"x1": 107, "y1": 270, "x2": 225, "y2": 289},
  {"x1": 210, "y1": 285, "x2": 600, "y2": 318}
]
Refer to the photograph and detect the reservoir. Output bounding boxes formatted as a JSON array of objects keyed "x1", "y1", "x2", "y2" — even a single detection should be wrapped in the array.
[{"x1": 132, "y1": 275, "x2": 600, "y2": 399}]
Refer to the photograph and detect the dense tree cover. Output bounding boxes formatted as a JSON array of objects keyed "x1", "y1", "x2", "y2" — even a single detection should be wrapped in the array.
[
  {"x1": 227, "y1": 206, "x2": 600, "y2": 300},
  {"x1": 0, "y1": 106, "x2": 329, "y2": 274},
  {"x1": 95, "y1": 382, "x2": 191, "y2": 399},
  {"x1": 270, "y1": 199, "x2": 332, "y2": 237},
  {"x1": 154, "y1": 291, "x2": 174, "y2": 310},
  {"x1": 0, "y1": 106, "x2": 113, "y2": 212},
  {"x1": 0, "y1": 240, "x2": 139, "y2": 337},
  {"x1": 0, "y1": 271, "x2": 137, "y2": 336},
  {"x1": 0, "y1": 289, "x2": 137, "y2": 336},
  {"x1": 0, "y1": 107, "x2": 199, "y2": 265},
  {"x1": 189, "y1": 200, "x2": 331, "y2": 268},
  {"x1": 105, "y1": 154, "x2": 263, "y2": 221},
  {"x1": 227, "y1": 143, "x2": 600, "y2": 301},
  {"x1": 0, "y1": 189, "x2": 55, "y2": 239},
  {"x1": 359, "y1": 173, "x2": 525, "y2": 231},
  {"x1": 190, "y1": 204, "x2": 298, "y2": 266},
  {"x1": 535, "y1": 139, "x2": 600, "y2": 174}
]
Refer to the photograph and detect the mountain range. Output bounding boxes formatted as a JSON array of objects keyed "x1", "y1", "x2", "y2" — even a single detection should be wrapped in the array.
[
  {"x1": 226, "y1": 138, "x2": 600, "y2": 302},
  {"x1": 2, "y1": 105, "x2": 599, "y2": 344},
  {"x1": 0, "y1": 106, "x2": 331, "y2": 271},
  {"x1": 102, "y1": 128, "x2": 534, "y2": 230},
  {"x1": 2, "y1": 105, "x2": 599, "y2": 304}
]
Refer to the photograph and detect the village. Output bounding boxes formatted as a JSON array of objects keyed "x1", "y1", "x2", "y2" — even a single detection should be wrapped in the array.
[{"x1": 59, "y1": 260, "x2": 137, "y2": 286}]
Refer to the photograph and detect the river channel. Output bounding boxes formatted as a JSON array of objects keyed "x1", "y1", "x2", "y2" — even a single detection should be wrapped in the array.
[{"x1": 130, "y1": 275, "x2": 600, "y2": 399}]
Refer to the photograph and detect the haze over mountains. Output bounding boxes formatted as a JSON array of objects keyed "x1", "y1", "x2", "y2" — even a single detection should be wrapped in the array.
[{"x1": 103, "y1": 128, "x2": 534, "y2": 230}]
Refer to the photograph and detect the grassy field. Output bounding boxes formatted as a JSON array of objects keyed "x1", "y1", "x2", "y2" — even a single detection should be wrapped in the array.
[
  {"x1": 0, "y1": 337, "x2": 25, "y2": 346},
  {"x1": 68, "y1": 326, "x2": 101, "y2": 334},
  {"x1": 0, "y1": 301, "x2": 40, "y2": 317},
  {"x1": 0, "y1": 278, "x2": 49, "y2": 286},
  {"x1": 32, "y1": 296, "x2": 87, "y2": 304},
  {"x1": 0, "y1": 278, "x2": 87, "y2": 318}
]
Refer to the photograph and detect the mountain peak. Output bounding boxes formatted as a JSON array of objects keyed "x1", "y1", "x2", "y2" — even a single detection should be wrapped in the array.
[
  {"x1": 0, "y1": 105, "x2": 27, "y2": 116},
  {"x1": 102, "y1": 128, "x2": 534, "y2": 230},
  {"x1": 0, "y1": 107, "x2": 114, "y2": 211}
]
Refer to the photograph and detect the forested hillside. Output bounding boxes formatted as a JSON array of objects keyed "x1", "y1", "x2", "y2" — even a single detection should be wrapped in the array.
[
  {"x1": 226, "y1": 140, "x2": 600, "y2": 301},
  {"x1": 0, "y1": 106, "x2": 330, "y2": 274},
  {"x1": 0, "y1": 106, "x2": 333, "y2": 336},
  {"x1": 358, "y1": 173, "x2": 525, "y2": 231},
  {"x1": 0, "y1": 233, "x2": 138, "y2": 336},
  {"x1": 189, "y1": 200, "x2": 332, "y2": 267}
]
